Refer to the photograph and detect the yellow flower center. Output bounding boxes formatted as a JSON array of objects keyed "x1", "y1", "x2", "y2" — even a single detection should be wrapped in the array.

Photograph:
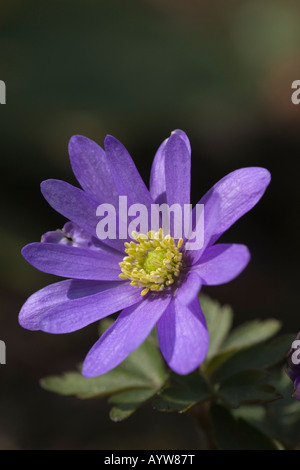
[{"x1": 119, "y1": 228, "x2": 183, "y2": 296}]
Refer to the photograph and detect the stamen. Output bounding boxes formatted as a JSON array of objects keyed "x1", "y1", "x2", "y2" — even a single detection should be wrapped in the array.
[{"x1": 119, "y1": 229, "x2": 183, "y2": 295}]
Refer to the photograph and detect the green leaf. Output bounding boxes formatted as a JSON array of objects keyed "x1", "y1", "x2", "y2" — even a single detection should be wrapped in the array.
[
  {"x1": 234, "y1": 369, "x2": 300, "y2": 448},
  {"x1": 210, "y1": 404, "x2": 278, "y2": 450},
  {"x1": 199, "y1": 294, "x2": 233, "y2": 359},
  {"x1": 41, "y1": 368, "x2": 149, "y2": 399},
  {"x1": 202, "y1": 348, "x2": 237, "y2": 376},
  {"x1": 109, "y1": 388, "x2": 156, "y2": 422},
  {"x1": 204, "y1": 318, "x2": 282, "y2": 376},
  {"x1": 218, "y1": 370, "x2": 281, "y2": 408},
  {"x1": 212, "y1": 334, "x2": 295, "y2": 384},
  {"x1": 152, "y1": 373, "x2": 211, "y2": 413},
  {"x1": 200, "y1": 294, "x2": 282, "y2": 378},
  {"x1": 41, "y1": 328, "x2": 168, "y2": 420},
  {"x1": 222, "y1": 319, "x2": 282, "y2": 351}
]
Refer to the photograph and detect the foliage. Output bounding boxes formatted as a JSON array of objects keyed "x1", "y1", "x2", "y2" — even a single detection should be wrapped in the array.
[{"x1": 41, "y1": 294, "x2": 297, "y2": 449}]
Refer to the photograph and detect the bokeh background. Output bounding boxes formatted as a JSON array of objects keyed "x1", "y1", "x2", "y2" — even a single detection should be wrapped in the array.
[{"x1": 0, "y1": 0, "x2": 300, "y2": 449}]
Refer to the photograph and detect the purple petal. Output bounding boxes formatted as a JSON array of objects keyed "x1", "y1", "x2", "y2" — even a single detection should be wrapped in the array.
[
  {"x1": 157, "y1": 297, "x2": 209, "y2": 375},
  {"x1": 164, "y1": 133, "x2": 191, "y2": 208},
  {"x1": 185, "y1": 191, "x2": 221, "y2": 265},
  {"x1": 68, "y1": 135, "x2": 119, "y2": 205},
  {"x1": 41, "y1": 179, "x2": 125, "y2": 253},
  {"x1": 150, "y1": 130, "x2": 191, "y2": 205},
  {"x1": 172, "y1": 129, "x2": 191, "y2": 155},
  {"x1": 192, "y1": 243, "x2": 250, "y2": 285},
  {"x1": 39, "y1": 282, "x2": 142, "y2": 333},
  {"x1": 194, "y1": 167, "x2": 271, "y2": 246},
  {"x1": 41, "y1": 222, "x2": 93, "y2": 247},
  {"x1": 176, "y1": 271, "x2": 202, "y2": 306},
  {"x1": 58, "y1": 221, "x2": 100, "y2": 249},
  {"x1": 41, "y1": 179, "x2": 99, "y2": 237},
  {"x1": 104, "y1": 135, "x2": 154, "y2": 209},
  {"x1": 19, "y1": 279, "x2": 112, "y2": 331},
  {"x1": 41, "y1": 228, "x2": 68, "y2": 245},
  {"x1": 22, "y1": 243, "x2": 123, "y2": 281},
  {"x1": 150, "y1": 137, "x2": 168, "y2": 204},
  {"x1": 41, "y1": 221, "x2": 113, "y2": 253},
  {"x1": 82, "y1": 293, "x2": 171, "y2": 377}
]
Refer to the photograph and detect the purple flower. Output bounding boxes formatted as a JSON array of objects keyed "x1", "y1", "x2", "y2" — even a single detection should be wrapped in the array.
[
  {"x1": 19, "y1": 130, "x2": 270, "y2": 376},
  {"x1": 286, "y1": 333, "x2": 300, "y2": 400}
]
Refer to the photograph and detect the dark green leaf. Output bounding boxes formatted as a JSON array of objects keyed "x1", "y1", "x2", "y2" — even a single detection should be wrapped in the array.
[
  {"x1": 152, "y1": 373, "x2": 211, "y2": 413},
  {"x1": 218, "y1": 370, "x2": 281, "y2": 408},
  {"x1": 203, "y1": 348, "x2": 237, "y2": 376},
  {"x1": 109, "y1": 388, "x2": 156, "y2": 422},
  {"x1": 210, "y1": 404, "x2": 278, "y2": 450},
  {"x1": 204, "y1": 319, "x2": 282, "y2": 375},
  {"x1": 234, "y1": 369, "x2": 300, "y2": 448},
  {"x1": 222, "y1": 319, "x2": 281, "y2": 351},
  {"x1": 212, "y1": 334, "x2": 295, "y2": 384},
  {"x1": 199, "y1": 294, "x2": 233, "y2": 359}
]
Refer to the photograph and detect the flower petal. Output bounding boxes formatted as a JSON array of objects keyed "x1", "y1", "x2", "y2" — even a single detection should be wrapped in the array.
[
  {"x1": 104, "y1": 135, "x2": 154, "y2": 209},
  {"x1": 82, "y1": 293, "x2": 171, "y2": 377},
  {"x1": 164, "y1": 132, "x2": 191, "y2": 208},
  {"x1": 192, "y1": 243, "x2": 250, "y2": 285},
  {"x1": 41, "y1": 179, "x2": 125, "y2": 253},
  {"x1": 149, "y1": 137, "x2": 168, "y2": 204},
  {"x1": 150, "y1": 130, "x2": 191, "y2": 205},
  {"x1": 41, "y1": 221, "x2": 102, "y2": 251},
  {"x1": 194, "y1": 167, "x2": 271, "y2": 246},
  {"x1": 22, "y1": 243, "x2": 123, "y2": 281},
  {"x1": 39, "y1": 282, "x2": 142, "y2": 333},
  {"x1": 19, "y1": 279, "x2": 122, "y2": 331},
  {"x1": 68, "y1": 135, "x2": 119, "y2": 204},
  {"x1": 172, "y1": 129, "x2": 191, "y2": 155},
  {"x1": 176, "y1": 271, "x2": 202, "y2": 306},
  {"x1": 185, "y1": 191, "x2": 221, "y2": 265},
  {"x1": 41, "y1": 179, "x2": 98, "y2": 236},
  {"x1": 157, "y1": 297, "x2": 209, "y2": 375}
]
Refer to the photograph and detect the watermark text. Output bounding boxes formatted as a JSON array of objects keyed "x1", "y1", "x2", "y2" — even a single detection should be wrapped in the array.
[
  {"x1": 0, "y1": 340, "x2": 6, "y2": 364},
  {"x1": 95, "y1": 197, "x2": 204, "y2": 250},
  {"x1": 0, "y1": 80, "x2": 6, "y2": 104}
]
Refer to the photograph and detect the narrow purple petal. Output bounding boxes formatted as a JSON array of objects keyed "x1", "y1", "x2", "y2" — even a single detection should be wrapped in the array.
[
  {"x1": 150, "y1": 130, "x2": 191, "y2": 205},
  {"x1": 157, "y1": 297, "x2": 209, "y2": 375},
  {"x1": 176, "y1": 271, "x2": 202, "y2": 306},
  {"x1": 164, "y1": 133, "x2": 191, "y2": 208},
  {"x1": 194, "y1": 167, "x2": 271, "y2": 246},
  {"x1": 82, "y1": 293, "x2": 171, "y2": 377},
  {"x1": 192, "y1": 243, "x2": 250, "y2": 285},
  {"x1": 172, "y1": 129, "x2": 191, "y2": 155},
  {"x1": 150, "y1": 137, "x2": 168, "y2": 204},
  {"x1": 41, "y1": 179, "x2": 126, "y2": 253},
  {"x1": 185, "y1": 191, "x2": 221, "y2": 265},
  {"x1": 68, "y1": 135, "x2": 119, "y2": 205},
  {"x1": 22, "y1": 243, "x2": 123, "y2": 281},
  {"x1": 19, "y1": 279, "x2": 111, "y2": 331},
  {"x1": 104, "y1": 135, "x2": 154, "y2": 209},
  {"x1": 39, "y1": 282, "x2": 142, "y2": 334},
  {"x1": 41, "y1": 179, "x2": 99, "y2": 237}
]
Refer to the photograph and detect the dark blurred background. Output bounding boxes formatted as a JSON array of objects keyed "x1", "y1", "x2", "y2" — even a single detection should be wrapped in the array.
[{"x1": 0, "y1": 0, "x2": 299, "y2": 449}]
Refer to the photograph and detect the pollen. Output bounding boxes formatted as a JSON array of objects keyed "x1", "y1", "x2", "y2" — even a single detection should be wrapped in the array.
[{"x1": 119, "y1": 228, "x2": 183, "y2": 295}]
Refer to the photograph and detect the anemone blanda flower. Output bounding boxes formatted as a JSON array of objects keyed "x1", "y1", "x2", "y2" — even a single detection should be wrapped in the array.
[{"x1": 19, "y1": 130, "x2": 271, "y2": 376}]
